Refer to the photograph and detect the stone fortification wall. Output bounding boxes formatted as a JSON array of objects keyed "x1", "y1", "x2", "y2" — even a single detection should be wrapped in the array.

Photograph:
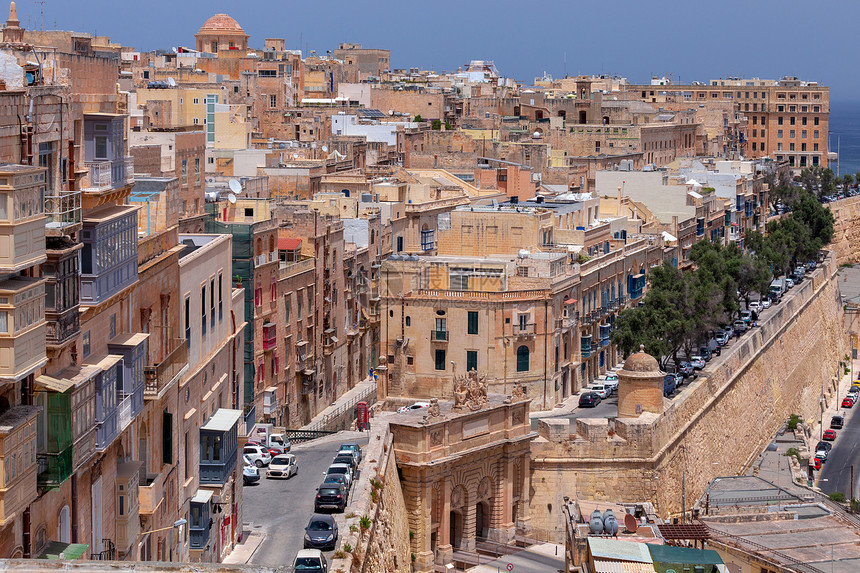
[
  {"x1": 331, "y1": 422, "x2": 411, "y2": 573},
  {"x1": 827, "y1": 195, "x2": 860, "y2": 265},
  {"x1": 529, "y1": 252, "x2": 849, "y2": 541}
]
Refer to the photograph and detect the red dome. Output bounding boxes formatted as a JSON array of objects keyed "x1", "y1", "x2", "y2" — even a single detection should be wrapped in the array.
[{"x1": 198, "y1": 14, "x2": 246, "y2": 33}]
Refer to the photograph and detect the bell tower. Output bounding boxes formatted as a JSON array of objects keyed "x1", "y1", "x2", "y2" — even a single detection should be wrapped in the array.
[{"x1": 3, "y1": 2, "x2": 24, "y2": 44}]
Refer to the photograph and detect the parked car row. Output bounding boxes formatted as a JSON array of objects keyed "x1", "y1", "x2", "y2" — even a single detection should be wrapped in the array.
[
  {"x1": 816, "y1": 385, "x2": 860, "y2": 468},
  {"x1": 315, "y1": 443, "x2": 363, "y2": 514}
]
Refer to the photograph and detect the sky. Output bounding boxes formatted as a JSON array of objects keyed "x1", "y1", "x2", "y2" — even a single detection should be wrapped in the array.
[{"x1": 12, "y1": 0, "x2": 860, "y2": 101}]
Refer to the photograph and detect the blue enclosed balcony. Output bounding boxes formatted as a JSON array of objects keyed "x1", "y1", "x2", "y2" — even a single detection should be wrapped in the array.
[
  {"x1": 199, "y1": 409, "x2": 241, "y2": 486},
  {"x1": 80, "y1": 205, "x2": 139, "y2": 306},
  {"x1": 189, "y1": 489, "x2": 213, "y2": 550},
  {"x1": 91, "y1": 354, "x2": 123, "y2": 452},
  {"x1": 83, "y1": 114, "x2": 133, "y2": 194},
  {"x1": 108, "y1": 333, "x2": 149, "y2": 420},
  {"x1": 581, "y1": 335, "x2": 592, "y2": 360}
]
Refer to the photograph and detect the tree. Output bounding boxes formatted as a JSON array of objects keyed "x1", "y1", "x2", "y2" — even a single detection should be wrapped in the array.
[
  {"x1": 767, "y1": 172, "x2": 799, "y2": 212},
  {"x1": 798, "y1": 165, "x2": 836, "y2": 201},
  {"x1": 413, "y1": 114, "x2": 424, "y2": 122},
  {"x1": 843, "y1": 174, "x2": 855, "y2": 195}
]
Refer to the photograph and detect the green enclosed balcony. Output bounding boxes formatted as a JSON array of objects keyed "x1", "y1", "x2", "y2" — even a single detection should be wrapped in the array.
[{"x1": 35, "y1": 376, "x2": 74, "y2": 490}]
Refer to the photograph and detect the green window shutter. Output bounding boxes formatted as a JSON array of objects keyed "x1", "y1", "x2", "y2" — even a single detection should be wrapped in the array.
[
  {"x1": 467, "y1": 311, "x2": 479, "y2": 335},
  {"x1": 466, "y1": 351, "x2": 478, "y2": 372},
  {"x1": 162, "y1": 410, "x2": 173, "y2": 465}
]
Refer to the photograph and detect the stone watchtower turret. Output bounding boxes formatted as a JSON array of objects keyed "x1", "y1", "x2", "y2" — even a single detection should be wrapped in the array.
[{"x1": 617, "y1": 345, "x2": 665, "y2": 418}]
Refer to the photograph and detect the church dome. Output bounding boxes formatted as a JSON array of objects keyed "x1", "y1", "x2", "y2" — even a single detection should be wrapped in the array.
[{"x1": 198, "y1": 14, "x2": 246, "y2": 33}]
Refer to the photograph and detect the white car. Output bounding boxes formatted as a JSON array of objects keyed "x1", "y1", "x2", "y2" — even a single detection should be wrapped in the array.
[
  {"x1": 748, "y1": 300, "x2": 760, "y2": 312},
  {"x1": 760, "y1": 298, "x2": 771, "y2": 309},
  {"x1": 294, "y1": 548, "x2": 328, "y2": 572},
  {"x1": 398, "y1": 401, "x2": 431, "y2": 413},
  {"x1": 267, "y1": 454, "x2": 298, "y2": 479},
  {"x1": 603, "y1": 373, "x2": 619, "y2": 392},
  {"x1": 689, "y1": 356, "x2": 706, "y2": 370},
  {"x1": 243, "y1": 444, "x2": 272, "y2": 468},
  {"x1": 786, "y1": 278, "x2": 795, "y2": 289},
  {"x1": 243, "y1": 455, "x2": 260, "y2": 485},
  {"x1": 588, "y1": 383, "x2": 611, "y2": 399}
]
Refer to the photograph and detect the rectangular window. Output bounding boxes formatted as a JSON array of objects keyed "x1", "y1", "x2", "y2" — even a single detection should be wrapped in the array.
[
  {"x1": 162, "y1": 411, "x2": 173, "y2": 464},
  {"x1": 210, "y1": 278, "x2": 216, "y2": 329},
  {"x1": 466, "y1": 350, "x2": 477, "y2": 372},
  {"x1": 271, "y1": 278, "x2": 277, "y2": 302},
  {"x1": 435, "y1": 349, "x2": 446, "y2": 371},
  {"x1": 194, "y1": 157, "x2": 201, "y2": 178},
  {"x1": 285, "y1": 294, "x2": 291, "y2": 324},
  {"x1": 297, "y1": 289, "x2": 302, "y2": 317},
  {"x1": 201, "y1": 284, "x2": 207, "y2": 336},
  {"x1": 181, "y1": 159, "x2": 188, "y2": 184},
  {"x1": 269, "y1": 94, "x2": 277, "y2": 108},
  {"x1": 110, "y1": 313, "x2": 116, "y2": 339},
  {"x1": 83, "y1": 331, "x2": 91, "y2": 358},
  {"x1": 0, "y1": 311, "x2": 8, "y2": 333},
  {"x1": 467, "y1": 311, "x2": 478, "y2": 335},
  {"x1": 307, "y1": 289, "x2": 312, "y2": 316},
  {"x1": 184, "y1": 296, "x2": 191, "y2": 347},
  {"x1": 814, "y1": 117, "x2": 820, "y2": 126},
  {"x1": 218, "y1": 273, "x2": 223, "y2": 320},
  {"x1": 94, "y1": 136, "x2": 108, "y2": 160},
  {"x1": 778, "y1": 130, "x2": 783, "y2": 138},
  {"x1": 255, "y1": 286, "x2": 262, "y2": 307}
]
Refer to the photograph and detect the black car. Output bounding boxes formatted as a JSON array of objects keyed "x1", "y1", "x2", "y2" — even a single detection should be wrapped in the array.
[
  {"x1": 831, "y1": 415, "x2": 845, "y2": 430},
  {"x1": 579, "y1": 392, "x2": 600, "y2": 408},
  {"x1": 332, "y1": 453, "x2": 358, "y2": 475},
  {"x1": 314, "y1": 483, "x2": 348, "y2": 513},
  {"x1": 304, "y1": 514, "x2": 339, "y2": 550}
]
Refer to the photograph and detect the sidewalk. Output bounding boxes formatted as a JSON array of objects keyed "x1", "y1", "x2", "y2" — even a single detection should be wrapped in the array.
[{"x1": 223, "y1": 530, "x2": 265, "y2": 565}]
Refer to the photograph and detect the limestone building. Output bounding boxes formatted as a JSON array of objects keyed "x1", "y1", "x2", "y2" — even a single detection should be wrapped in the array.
[
  {"x1": 389, "y1": 383, "x2": 536, "y2": 571},
  {"x1": 194, "y1": 14, "x2": 249, "y2": 54}
]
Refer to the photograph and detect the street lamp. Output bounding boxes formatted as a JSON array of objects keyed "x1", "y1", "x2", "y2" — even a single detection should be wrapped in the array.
[{"x1": 169, "y1": 518, "x2": 187, "y2": 562}]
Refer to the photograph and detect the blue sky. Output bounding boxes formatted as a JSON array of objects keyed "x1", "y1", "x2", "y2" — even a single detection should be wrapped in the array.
[{"x1": 14, "y1": 0, "x2": 860, "y2": 100}]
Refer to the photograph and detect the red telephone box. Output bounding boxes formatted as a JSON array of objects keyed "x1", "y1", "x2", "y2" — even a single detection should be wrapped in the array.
[{"x1": 356, "y1": 401, "x2": 369, "y2": 431}]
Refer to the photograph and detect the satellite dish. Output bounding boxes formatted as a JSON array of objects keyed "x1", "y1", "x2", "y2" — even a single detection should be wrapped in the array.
[
  {"x1": 171, "y1": 47, "x2": 178, "y2": 54},
  {"x1": 227, "y1": 193, "x2": 237, "y2": 204},
  {"x1": 167, "y1": 77, "x2": 176, "y2": 87},
  {"x1": 278, "y1": 143, "x2": 286, "y2": 149},
  {"x1": 229, "y1": 179, "x2": 242, "y2": 194},
  {"x1": 322, "y1": 145, "x2": 328, "y2": 153},
  {"x1": 293, "y1": 154, "x2": 299, "y2": 159},
  {"x1": 623, "y1": 513, "x2": 639, "y2": 534},
  {"x1": 311, "y1": 142, "x2": 317, "y2": 149}
]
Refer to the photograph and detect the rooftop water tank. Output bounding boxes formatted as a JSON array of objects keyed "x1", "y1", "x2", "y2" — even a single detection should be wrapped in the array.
[{"x1": 588, "y1": 510, "x2": 604, "y2": 534}]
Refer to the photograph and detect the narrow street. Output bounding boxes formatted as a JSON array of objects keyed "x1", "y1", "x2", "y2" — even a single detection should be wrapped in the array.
[{"x1": 242, "y1": 432, "x2": 368, "y2": 567}]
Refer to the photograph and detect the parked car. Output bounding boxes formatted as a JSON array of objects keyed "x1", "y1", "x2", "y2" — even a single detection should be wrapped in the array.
[
  {"x1": 678, "y1": 361, "x2": 695, "y2": 377},
  {"x1": 243, "y1": 444, "x2": 272, "y2": 468},
  {"x1": 587, "y1": 383, "x2": 611, "y2": 399},
  {"x1": 339, "y1": 443, "x2": 363, "y2": 463},
  {"x1": 304, "y1": 514, "x2": 339, "y2": 549},
  {"x1": 322, "y1": 473, "x2": 350, "y2": 489},
  {"x1": 807, "y1": 260, "x2": 818, "y2": 271},
  {"x1": 733, "y1": 320, "x2": 748, "y2": 335},
  {"x1": 813, "y1": 456, "x2": 823, "y2": 470},
  {"x1": 831, "y1": 415, "x2": 845, "y2": 429},
  {"x1": 267, "y1": 454, "x2": 298, "y2": 479},
  {"x1": 748, "y1": 300, "x2": 761, "y2": 313},
  {"x1": 579, "y1": 392, "x2": 601, "y2": 408},
  {"x1": 332, "y1": 453, "x2": 358, "y2": 477},
  {"x1": 740, "y1": 310, "x2": 753, "y2": 325},
  {"x1": 842, "y1": 396, "x2": 855, "y2": 408},
  {"x1": 336, "y1": 448, "x2": 360, "y2": 466},
  {"x1": 849, "y1": 385, "x2": 860, "y2": 396},
  {"x1": 398, "y1": 401, "x2": 431, "y2": 413},
  {"x1": 245, "y1": 440, "x2": 281, "y2": 457},
  {"x1": 715, "y1": 332, "x2": 730, "y2": 346},
  {"x1": 604, "y1": 373, "x2": 619, "y2": 392},
  {"x1": 324, "y1": 464, "x2": 353, "y2": 489},
  {"x1": 785, "y1": 277, "x2": 795, "y2": 289},
  {"x1": 768, "y1": 292, "x2": 781, "y2": 304},
  {"x1": 723, "y1": 324, "x2": 735, "y2": 339},
  {"x1": 698, "y1": 347, "x2": 712, "y2": 362},
  {"x1": 760, "y1": 298, "x2": 772, "y2": 309},
  {"x1": 313, "y1": 483, "x2": 348, "y2": 514},
  {"x1": 663, "y1": 374, "x2": 677, "y2": 397},
  {"x1": 294, "y1": 549, "x2": 328, "y2": 573},
  {"x1": 689, "y1": 356, "x2": 706, "y2": 370},
  {"x1": 243, "y1": 455, "x2": 260, "y2": 485},
  {"x1": 815, "y1": 441, "x2": 832, "y2": 459},
  {"x1": 823, "y1": 429, "x2": 837, "y2": 441}
]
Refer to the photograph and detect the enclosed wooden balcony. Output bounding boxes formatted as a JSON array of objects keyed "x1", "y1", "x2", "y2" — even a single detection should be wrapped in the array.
[
  {"x1": 0, "y1": 277, "x2": 47, "y2": 382},
  {"x1": 0, "y1": 405, "x2": 40, "y2": 527}
]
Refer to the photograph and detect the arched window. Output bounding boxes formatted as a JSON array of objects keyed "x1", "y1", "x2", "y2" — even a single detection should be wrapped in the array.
[
  {"x1": 269, "y1": 235, "x2": 275, "y2": 252},
  {"x1": 256, "y1": 238, "x2": 262, "y2": 255},
  {"x1": 516, "y1": 346, "x2": 529, "y2": 372}
]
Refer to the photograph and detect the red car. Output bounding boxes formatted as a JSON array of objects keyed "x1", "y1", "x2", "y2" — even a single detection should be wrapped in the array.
[
  {"x1": 814, "y1": 457, "x2": 823, "y2": 470},
  {"x1": 842, "y1": 396, "x2": 855, "y2": 408},
  {"x1": 823, "y1": 429, "x2": 837, "y2": 441}
]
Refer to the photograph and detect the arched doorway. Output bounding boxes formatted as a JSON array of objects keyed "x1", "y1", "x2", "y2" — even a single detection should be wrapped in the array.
[
  {"x1": 57, "y1": 506, "x2": 70, "y2": 544},
  {"x1": 475, "y1": 501, "x2": 490, "y2": 539},
  {"x1": 449, "y1": 510, "x2": 463, "y2": 548}
]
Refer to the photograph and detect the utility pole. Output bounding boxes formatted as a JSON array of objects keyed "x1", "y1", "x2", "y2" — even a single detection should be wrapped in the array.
[{"x1": 851, "y1": 465, "x2": 855, "y2": 510}]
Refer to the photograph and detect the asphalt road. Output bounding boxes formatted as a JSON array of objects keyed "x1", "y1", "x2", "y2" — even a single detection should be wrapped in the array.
[
  {"x1": 243, "y1": 433, "x2": 369, "y2": 567},
  {"x1": 818, "y1": 400, "x2": 860, "y2": 498}
]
